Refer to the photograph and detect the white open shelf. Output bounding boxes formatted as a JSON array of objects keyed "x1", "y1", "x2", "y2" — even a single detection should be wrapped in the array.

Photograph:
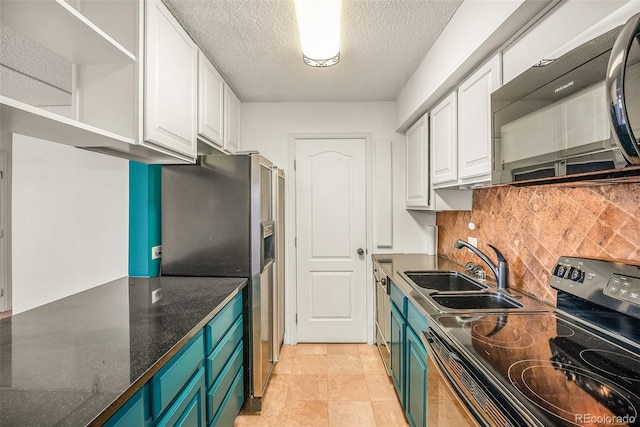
[
  {"x1": 1, "y1": 97, "x2": 193, "y2": 164},
  {"x1": 1, "y1": 0, "x2": 135, "y2": 64},
  {"x1": 1, "y1": 96, "x2": 134, "y2": 146}
]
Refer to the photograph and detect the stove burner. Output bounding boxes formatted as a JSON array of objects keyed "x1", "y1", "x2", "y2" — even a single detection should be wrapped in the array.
[
  {"x1": 580, "y1": 349, "x2": 640, "y2": 384},
  {"x1": 525, "y1": 316, "x2": 575, "y2": 337},
  {"x1": 462, "y1": 319, "x2": 535, "y2": 349},
  {"x1": 508, "y1": 360, "x2": 640, "y2": 426}
]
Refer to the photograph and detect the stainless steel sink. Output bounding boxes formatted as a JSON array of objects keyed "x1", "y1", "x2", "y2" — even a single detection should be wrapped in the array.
[
  {"x1": 430, "y1": 292, "x2": 523, "y2": 310},
  {"x1": 404, "y1": 271, "x2": 486, "y2": 292}
]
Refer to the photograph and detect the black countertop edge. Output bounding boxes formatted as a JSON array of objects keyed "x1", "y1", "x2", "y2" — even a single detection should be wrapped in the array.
[{"x1": 88, "y1": 281, "x2": 246, "y2": 427}]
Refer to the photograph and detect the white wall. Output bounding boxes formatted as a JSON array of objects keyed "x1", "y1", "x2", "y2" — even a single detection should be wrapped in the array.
[
  {"x1": 241, "y1": 101, "x2": 436, "y2": 254},
  {"x1": 11, "y1": 134, "x2": 128, "y2": 314}
]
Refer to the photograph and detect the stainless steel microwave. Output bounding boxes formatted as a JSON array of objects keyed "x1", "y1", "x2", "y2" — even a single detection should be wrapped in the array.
[{"x1": 491, "y1": 13, "x2": 640, "y2": 185}]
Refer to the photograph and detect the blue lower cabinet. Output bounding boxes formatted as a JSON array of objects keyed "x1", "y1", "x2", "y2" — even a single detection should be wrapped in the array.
[
  {"x1": 211, "y1": 367, "x2": 244, "y2": 427},
  {"x1": 406, "y1": 327, "x2": 428, "y2": 427},
  {"x1": 390, "y1": 302, "x2": 406, "y2": 406},
  {"x1": 206, "y1": 316, "x2": 243, "y2": 387},
  {"x1": 103, "y1": 385, "x2": 152, "y2": 427},
  {"x1": 104, "y1": 293, "x2": 245, "y2": 427},
  {"x1": 205, "y1": 294, "x2": 243, "y2": 353},
  {"x1": 389, "y1": 290, "x2": 429, "y2": 427},
  {"x1": 206, "y1": 342, "x2": 243, "y2": 425},
  {"x1": 152, "y1": 331, "x2": 205, "y2": 420},
  {"x1": 156, "y1": 367, "x2": 206, "y2": 427}
]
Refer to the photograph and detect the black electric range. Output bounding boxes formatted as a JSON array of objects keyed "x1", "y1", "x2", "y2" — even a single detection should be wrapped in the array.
[{"x1": 425, "y1": 257, "x2": 640, "y2": 427}]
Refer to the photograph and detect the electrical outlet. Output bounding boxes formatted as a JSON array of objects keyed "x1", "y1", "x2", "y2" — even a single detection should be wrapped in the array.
[
  {"x1": 151, "y1": 288, "x2": 163, "y2": 304},
  {"x1": 151, "y1": 245, "x2": 162, "y2": 260},
  {"x1": 468, "y1": 236, "x2": 478, "y2": 252}
]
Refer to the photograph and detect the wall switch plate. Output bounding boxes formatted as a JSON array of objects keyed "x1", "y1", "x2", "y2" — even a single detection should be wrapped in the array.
[
  {"x1": 151, "y1": 245, "x2": 162, "y2": 260},
  {"x1": 151, "y1": 288, "x2": 162, "y2": 304},
  {"x1": 468, "y1": 236, "x2": 478, "y2": 251}
]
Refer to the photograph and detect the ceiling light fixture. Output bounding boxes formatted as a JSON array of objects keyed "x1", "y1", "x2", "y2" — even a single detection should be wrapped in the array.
[{"x1": 294, "y1": 0, "x2": 341, "y2": 67}]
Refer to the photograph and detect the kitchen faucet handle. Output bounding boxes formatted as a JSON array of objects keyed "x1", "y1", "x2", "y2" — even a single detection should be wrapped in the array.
[{"x1": 487, "y1": 244, "x2": 507, "y2": 263}]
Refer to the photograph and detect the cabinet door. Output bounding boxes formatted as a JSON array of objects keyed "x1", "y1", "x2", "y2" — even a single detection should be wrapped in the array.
[
  {"x1": 406, "y1": 327, "x2": 428, "y2": 427},
  {"x1": 198, "y1": 51, "x2": 224, "y2": 148},
  {"x1": 145, "y1": 0, "x2": 198, "y2": 158},
  {"x1": 390, "y1": 302, "x2": 406, "y2": 406},
  {"x1": 405, "y1": 114, "x2": 429, "y2": 209},
  {"x1": 103, "y1": 385, "x2": 152, "y2": 427},
  {"x1": 457, "y1": 54, "x2": 501, "y2": 183},
  {"x1": 430, "y1": 92, "x2": 458, "y2": 187},
  {"x1": 223, "y1": 85, "x2": 241, "y2": 153},
  {"x1": 156, "y1": 367, "x2": 206, "y2": 427}
]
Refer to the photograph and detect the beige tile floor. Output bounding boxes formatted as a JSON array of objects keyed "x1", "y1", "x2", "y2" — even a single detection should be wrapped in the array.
[{"x1": 234, "y1": 344, "x2": 409, "y2": 427}]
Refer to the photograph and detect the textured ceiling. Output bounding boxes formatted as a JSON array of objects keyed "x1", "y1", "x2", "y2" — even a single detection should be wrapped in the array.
[
  {"x1": 0, "y1": 23, "x2": 72, "y2": 93},
  {"x1": 163, "y1": 0, "x2": 463, "y2": 102}
]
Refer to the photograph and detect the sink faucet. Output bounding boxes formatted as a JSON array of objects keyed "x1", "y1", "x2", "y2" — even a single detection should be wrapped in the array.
[{"x1": 454, "y1": 239, "x2": 509, "y2": 290}]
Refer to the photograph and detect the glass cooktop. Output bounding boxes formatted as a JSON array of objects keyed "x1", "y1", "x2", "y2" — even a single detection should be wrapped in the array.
[{"x1": 435, "y1": 312, "x2": 640, "y2": 426}]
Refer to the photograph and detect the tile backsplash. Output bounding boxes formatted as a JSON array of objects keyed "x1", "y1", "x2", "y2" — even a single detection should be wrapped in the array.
[{"x1": 436, "y1": 183, "x2": 640, "y2": 304}]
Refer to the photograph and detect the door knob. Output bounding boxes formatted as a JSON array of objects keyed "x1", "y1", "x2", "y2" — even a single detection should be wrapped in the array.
[{"x1": 357, "y1": 248, "x2": 364, "y2": 256}]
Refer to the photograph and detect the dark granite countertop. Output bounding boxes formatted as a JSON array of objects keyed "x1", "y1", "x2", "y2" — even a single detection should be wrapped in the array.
[{"x1": 0, "y1": 276, "x2": 246, "y2": 426}]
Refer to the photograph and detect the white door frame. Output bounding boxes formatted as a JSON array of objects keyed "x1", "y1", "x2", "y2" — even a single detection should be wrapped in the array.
[{"x1": 286, "y1": 133, "x2": 374, "y2": 345}]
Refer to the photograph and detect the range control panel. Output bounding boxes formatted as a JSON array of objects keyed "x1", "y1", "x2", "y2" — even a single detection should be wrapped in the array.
[
  {"x1": 551, "y1": 257, "x2": 640, "y2": 317},
  {"x1": 604, "y1": 274, "x2": 640, "y2": 304}
]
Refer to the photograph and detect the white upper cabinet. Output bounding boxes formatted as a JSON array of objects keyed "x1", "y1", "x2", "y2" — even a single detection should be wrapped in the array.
[
  {"x1": 405, "y1": 112, "x2": 472, "y2": 212},
  {"x1": 144, "y1": 0, "x2": 198, "y2": 159},
  {"x1": 224, "y1": 85, "x2": 241, "y2": 153},
  {"x1": 405, "y1": 114, "x2": 429, "y2": 209},
  {"x1": 457, "y1": 54, "x2": 501, "y2": 184},
  {"x1": 430, "y1": 92, "x2": 457, "y2": 187},
  {"x1": 198, "y1": 51, "x2": 225, "y2": 148}
]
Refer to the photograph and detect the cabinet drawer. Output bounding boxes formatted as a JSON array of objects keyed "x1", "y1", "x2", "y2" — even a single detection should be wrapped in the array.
[
  {"x1": 206, "y1": 315, "x2": 243, "y2": 387},
  {"x1": 205, "y1": 294, "x2": 243, "y2": 353},
  {"x1": 407, "y1": 301, "x2": 428, "y2": 334},
  {"x1": 211, "y1": 367, "x2": 244, "y2": 427},
  {"x1": 390, "y1": 281, "x2": 407, "y2": 316},
  {"x1": 206, "y1": 342, "x2": 243, "y2": 425},
  {"x1": 152, "y1": 331, "x2": 205, "y2": 420},
  {"x1": 156, "y1": 366, "x2": 206, "y2": 427}
]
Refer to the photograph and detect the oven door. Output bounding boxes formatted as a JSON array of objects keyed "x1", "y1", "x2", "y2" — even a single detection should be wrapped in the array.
[
  {"x1": 423, "y1": 328, "x2": 534, "y2": 427},
  {"x1": 607, "y1": 12, "x2": 640, "y2": 164},
  {"x1": 426, "y1": 353, "x2": 480, "y2": 427}
]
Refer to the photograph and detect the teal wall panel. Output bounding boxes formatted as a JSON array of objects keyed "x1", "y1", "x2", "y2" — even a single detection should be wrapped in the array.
[{"x1": 129, "y1": 162, "x2": 161, "y2": 277}]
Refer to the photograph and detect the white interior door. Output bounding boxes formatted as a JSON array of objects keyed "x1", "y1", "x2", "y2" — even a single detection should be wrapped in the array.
[{"x1": 295, "y1": 138, "x2": 367, "y2": 342}]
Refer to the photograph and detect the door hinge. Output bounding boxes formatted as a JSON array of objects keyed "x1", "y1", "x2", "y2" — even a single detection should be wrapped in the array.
[
  {"x1": 294, "y1": 160, "x2": 296, "y2": 170},
  {"x1": 295, "y1": 237, "x2": 297, "y2": 248},
  {"x1": 295, "y1": 313, "x2": 298, "y2": 323},
  {"x1": 0, "y1": 170, "x2": 3, "y2": 179},
  {"x1": 1, "y1": 288, "x2": 4, "y2": 298}
]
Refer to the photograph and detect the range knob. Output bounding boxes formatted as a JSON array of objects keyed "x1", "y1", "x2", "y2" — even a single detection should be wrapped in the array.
[
  {"x1": 554, "y1": 264, "x2": 568, "y2": 278},
  {"x1": 569, "y1": 268, "x2": 584, "y2": 282}
]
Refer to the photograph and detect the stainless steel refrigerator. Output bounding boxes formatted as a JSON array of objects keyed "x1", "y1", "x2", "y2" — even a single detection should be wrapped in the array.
[{"x1": 161, "y1": 153, "x2": 275, "y2": 412}]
